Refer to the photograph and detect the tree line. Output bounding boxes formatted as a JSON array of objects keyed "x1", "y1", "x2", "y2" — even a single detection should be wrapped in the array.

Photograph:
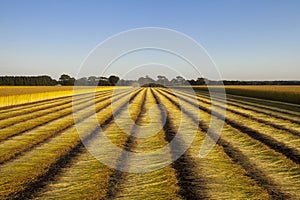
[
  {"x1": 0, "y1": 75, "x2": 120, "y2": 86},
  {"x1": 0, "y1": 76, "x2": 57, "y2": 86},
  {"x1": 0, "y1": 74, "x2": 299, "y2": 86}
]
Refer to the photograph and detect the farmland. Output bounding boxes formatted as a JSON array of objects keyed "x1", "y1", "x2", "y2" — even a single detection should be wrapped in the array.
[
  {"x1": 192, "y1": 85, "x2": 300, "y2": 104},
  {"x1": 0, "y1": 86, "x2": 299, "y2": 199},
  {"x1": 0, "y1": 86, "x2": 117, "y2": 107}
]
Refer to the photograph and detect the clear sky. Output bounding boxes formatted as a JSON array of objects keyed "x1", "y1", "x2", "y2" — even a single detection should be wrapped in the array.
[{"x1": 0, "y1": 0, "x2": 299, "y2": 80}]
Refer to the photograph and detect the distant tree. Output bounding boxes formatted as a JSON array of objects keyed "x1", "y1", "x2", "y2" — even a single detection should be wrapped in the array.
[
  {"x1": 117, "y1": 79, "x2": 138, "y2": 86},
  {"x1": 138, "y1": 75, "x2": 155, "y2": 86},
  {"x1": 137, "y1": 77, "x2": 146, "y2": 85},
  {"x1": 59, "y1": 74, "x2": 75, "y2": 86},
  {"x1": 196, "y1": 77, "x2": 206, "y2": 85},
  {"x1": 2, "y1": 74, "x2": 299, "y2": 86},
  {"x1": 87, "y1": 76, "x2": 98, "y2": 86},
  {"x1": 0, "y1": 76, "x2": 57, "y2": 86},
  {"x1": 108, "y1": 75, "x2": 120, "y2": 86},
  {"x1": 170, "y1": 78, "x2": 178, "y2": 86},
  {"x1": 176, "y1": 76, "x2": 186, "y2": 85},
  {"x1": 187, "y1": 79, "x2": 196, "y2": 85},
  {"x1": 59, "y1": 74, "x2": 70, "y2": 81},
  {"x1": 76, "y1": 77, "x2": 88, "y2": 86},
  {"x1": 141, "y1": 83, "x2": 166, "y2": 88},
  {"x1": 98, "y1": 77, "x2": 110, "y2": 86},
  {"x1": 156, "y1": 75, "x2": 169, "y2": 86},
  {"x1": 116, "y1": 79, "x2": 126, "y2": 86}
]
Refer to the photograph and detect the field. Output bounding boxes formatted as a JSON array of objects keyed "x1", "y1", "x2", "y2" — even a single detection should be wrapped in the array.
[
  {"x1": 192, "y1": 85, "x2": 300, "y2": 104},
  {"x1": 0, "y1": 86, "x2": 117, "y2": 107},
  {"x1": 0, "y1": 86, "x2": 299, "y2": 199}
]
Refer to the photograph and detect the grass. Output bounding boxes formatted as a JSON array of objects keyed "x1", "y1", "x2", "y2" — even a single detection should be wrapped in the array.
[
  {"x1": 0, "y1": 86, "x2": 119, "y2": 107},
  {"x1": 0, "y1": 86, "x2": 299, "y2": 199},
  {"x1": 35, "y1": 89, "x2": 146, "y2": 199},
  {"x1": 0, "y1": 90, "x2": 112, "y2": 129},
  {"x1": 171, "y1": 89, "x2": 300, "y2": 160},
  {"x1": 0, "y1": 90, "x2": 129, "y2": 164},
  {"x1": 154, "y1": 89, "x2": 271, "y2": 199},
  {"x1": 193, "y1": 90, "x2": 300, "y2": 124},
  {"x1": 111, "y1": 89, "x2": 180, "y2": 199},
  {"x1": 176, "y1": 88, "x2": 300, "y2": 138},
  {"x1": 0, "y1": 90, "x2": 116, "y2": 141},
  {"x1": 196, "y1": 93, "x2": 300, "y2": 133},
  {"x1": 192, "y1": 85, "x2": 300, "y2": 104},
  {"x1": 0, "y1": 88, "x2": 136, "y2": 199},
  {"x1": 160, "y1": 88, "x2": 300, "y2": 198}
]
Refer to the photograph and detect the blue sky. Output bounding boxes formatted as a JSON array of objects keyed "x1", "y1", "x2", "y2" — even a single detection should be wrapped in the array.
[{"x1": 0, "y1": 0, "x2": 299, "y2": 80}]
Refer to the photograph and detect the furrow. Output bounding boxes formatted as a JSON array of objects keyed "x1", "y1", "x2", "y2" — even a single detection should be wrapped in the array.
[
  {"x1": 0, "y1": 89, "x2": 113, "y2": 118},
  {"x1": 195, "y1": 90, "x2": 300, "y2": 124},
  {"x1": 0, "y1": 90, "x2": 127, "y2": 142},
  {"x1": 152, "y1": 89, "x2": 208, "y2": 199},
  {"x1": 0, "y1": 90, "x2": 114, "y2": 129},
  {"x1": 0, "y1": 88, "x2": 142, "y2": 199},
  {"x1": 162, "y1": 89, "x2": 300, "y2": 165},
  {"x1": 158, "y1": 88, "x2": 300, "y2": 198},
  {"x1": 112, "y1": 88, "x2": 181, "y2": 200},
  {"x1": 33, "y1": 89, "x2": 146, "y2": 200},
  {"x1": 175, "y1": 89, "x2": 300, "y2": 136},
  {"x1": 105, "y1": 89, "x2": 147, "y2": 199},
  {"x1": 196, "y1": 90, "x2": 300, "y2": 119},
  {"x1": 0, "y1": 90, "x2": 133, "y2": 165},
  {"x1": 0, "y1": 88, "x2": 113, "y2": 114},
  {"x1": 153, "y1": 88, "x2": 270, "y2": 199}
]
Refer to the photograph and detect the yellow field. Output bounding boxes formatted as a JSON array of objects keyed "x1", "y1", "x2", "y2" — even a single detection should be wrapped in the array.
[
  {"x1": 0, "y1": 86, "x2": 118, "y2": 107},
  {"x1": 192, "y1": 85, "x2": 300, "y2": 104},
  {"x1": 0, "y1": 86, "x2": 299, "y2": 199}
]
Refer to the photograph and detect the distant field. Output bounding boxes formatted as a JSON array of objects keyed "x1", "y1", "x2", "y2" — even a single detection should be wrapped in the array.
[
  {"x1": 192, "y1": 85, "x2": 300, "y2": 104},
  {"x1": 0, "y1": 86, "x2": 76, "y2": 96},
  {"x1": 0, "y1": 86, "x2": 299, "y2": 199},
  {"x1": 0, "y1": 86, "x2": 117, "y2": 107}
]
